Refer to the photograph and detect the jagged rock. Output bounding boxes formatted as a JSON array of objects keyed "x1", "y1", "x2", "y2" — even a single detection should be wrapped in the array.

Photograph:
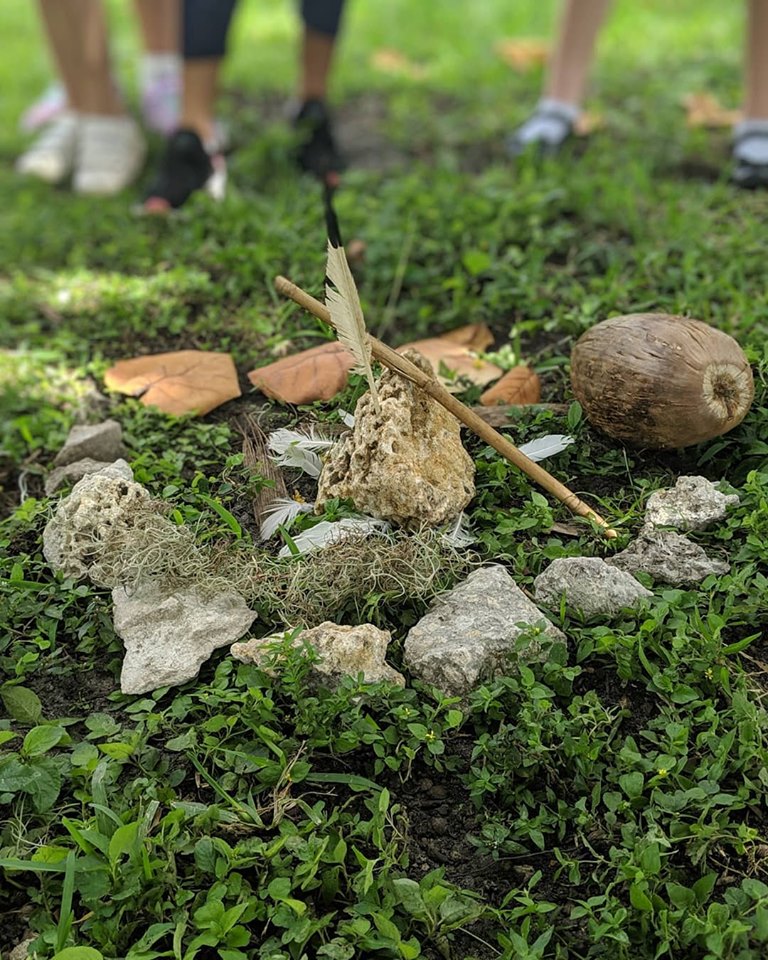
[
  {"x1": 534, "y1": 557, "x2": 652, "y2": 618},
  {"x1": 114, "y1": 582, "x2": 256, "y2": 694},
  {"x1": 9, "y1": 938, "x2": 35, "y2": 960},
  {"x1": 644, "y1": 475, "x2": 739, "y2": 531},
  {"x1": 403, "y1": 565, "x2": 563, "y2": 696},
  {"x1": 45, "y1": 457, "x2": 133, "y2": 496},
  {"x1": 315, "y1": 350, "x2": 475, "y2": 527},
  {"x1": 607, "y1": 529, "x2": 729, "y2": 586},
  {"x1": 53, "y1": 418, "x2": 126, "y2": 467},
  {"x1": 43, "y1": 469, "x2": 152, "y2": 579},
  {"x1": 232, "y1": 621, "x2": 405, "y2": 687}
]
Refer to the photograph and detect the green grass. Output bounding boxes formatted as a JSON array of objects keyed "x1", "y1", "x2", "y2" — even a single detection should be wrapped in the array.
[{"x1": 2, "y1": 1, "x2": 768, "y2": 959}]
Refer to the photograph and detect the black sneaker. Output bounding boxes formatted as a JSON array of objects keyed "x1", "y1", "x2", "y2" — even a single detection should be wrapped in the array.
[
  {"x1": 292, "y1": 99, "x2": 345, "y2": 185},
  {"x1": 141, "y1": 128, "x2": 226, "y2": 213}
]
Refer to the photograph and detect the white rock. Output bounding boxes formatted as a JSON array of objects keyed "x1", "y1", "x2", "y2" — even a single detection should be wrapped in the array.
[
  {"x1": 232, "y1": 621, "x2": 404, "y2": 687},
  {"x1": 316, "y1": 350, "x2": 475, "y2": 527},
  {"x1": 45, "y1": 457, "x2": 133, "y2": 496},
  {"x1": 534, "y1": 557, "x2": 652, "y2": 618},
  {"x1": 43, "y1": 471, "x2": 151, "y2": 579},
  {"x1": 644, "y1": 475, "x2": 739, "y2": 531},
  {"x1": 9, "y1": 938, "x2": 36, "y2": 960},
  {"x1": 403, "y1": 565, "x2": 564, "y2": 697},
  {"x1": 53, "y1": 418, "x2": 125, "y2": 467},
  {"x1": 607, "y1": 529, "x2": 729, "y2": 585},
  {"x1": 114, "y1": 582, "x2": 257, "y2": 694}
]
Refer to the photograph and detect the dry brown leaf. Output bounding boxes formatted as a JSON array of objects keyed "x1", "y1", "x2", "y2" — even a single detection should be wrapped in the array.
[
  {"x1": 682, "y1": 92, "x2": 743, "y2": 128},
  {"x1": 104, "y1": 350, "x2": 241, "y2": 416},
  {"x1": 398, "y1": 324, "x2": 501, "y2": 389},
  {"x1": 495, "y1": 38, "x2": 550, "y2": 72},
  {"x1": 248, "y1": 341, "x2": 355, "y2": 404},
  {"x1": 574, "y1": 110, "x2": 605, "y2": 136},
  {"x1": 480, "y1": 366, "x2": 541, "y2": 406},
  {"x1": 371, "y1": 48, "x2": 426, "y2": 80}
]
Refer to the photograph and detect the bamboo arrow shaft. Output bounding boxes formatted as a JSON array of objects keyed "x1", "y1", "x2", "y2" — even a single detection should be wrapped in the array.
[{"x1": 275, "y1": 275, "x2": 616, "y2": 538}]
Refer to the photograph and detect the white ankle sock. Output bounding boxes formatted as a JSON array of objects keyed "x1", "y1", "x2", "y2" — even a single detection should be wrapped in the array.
[
  {"x1": 140, "y1": 52, "x2": 181, "y2": 89},
  {"x1": 733, "y1": 119, "x2": 768, "y2": 164},
  {"x1": 515, "y1": 98, "x2": 582, "y2": 148}
]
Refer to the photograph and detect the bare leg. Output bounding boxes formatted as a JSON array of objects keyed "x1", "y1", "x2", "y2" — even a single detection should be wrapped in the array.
[
  {"x1": 300, "y1": 27, "x2": 337, "y2": 101},
  {"x1": 37, "y1": 0, "x2": 122, "y2": 115},
  {"x1": 179, "y1": 59, "x2": 220, "y2": 143},
  {"x1": 545, "y1": 0, "x2": 613, "y2": 106},
  {"x1": 745, "y1": 0, "x2": 768, "y2": 118},
  {"x1": 133, "y1": 0, "x2": 180, "y2": 53}
]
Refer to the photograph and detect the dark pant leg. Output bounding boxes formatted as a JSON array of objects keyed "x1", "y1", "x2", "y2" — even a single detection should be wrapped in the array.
[
  {"x1": 300, "y1": 0, "x2": 346, "y2": 37},
  {"x1": 183, "y1": 0, "x2": 239, "y2": 59}
]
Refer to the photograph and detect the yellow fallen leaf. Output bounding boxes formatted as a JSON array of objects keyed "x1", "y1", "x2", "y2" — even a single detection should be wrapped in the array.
[
  {"x1": 495, "y1": 38, "x2": 550, "y2": 72},
  {"x1": 682, "y1": 92, "x2": 743, "y2": 128},
  {"x1": 371, "y1": 48, "x2": 426, "y2": 81},
  {"x1": 104, "y1": 350, "x2": 241, "y2": 416},
  {"x1": 574, "y1": 110, "x2": 605, "y2": 136}
]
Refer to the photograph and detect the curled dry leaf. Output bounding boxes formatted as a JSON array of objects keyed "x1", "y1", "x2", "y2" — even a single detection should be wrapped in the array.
[
  {"x1": 494, "y1": 38, "x2": 550, "y2": 72},
  {"x1": 574, "y1": 110, "x2": 605, "y2": 136},
  {"x1": 480, "y1": 365, "x2": 541, "y2": 406},
  {"x1": 248, "y1": 341, "x2": 355, "y2": 405},
  {"x1": 397, "y1": 323, "x2": 501, "y2": 389},
  {"x1": 371, "y1": 48, "x2": 427, "y2": 80},
  {"x1": 682, "y1": 92, "x2": 742, "y2": 128},
  {"x1": 104, "y1": 350, "x2": 241, "y2": 416}
]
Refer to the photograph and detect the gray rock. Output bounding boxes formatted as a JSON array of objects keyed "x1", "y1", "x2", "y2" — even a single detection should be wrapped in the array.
[
  {"x1": 45, "y1": 457, "x2": 133, "y2": 496},
  {"x1": 114, "y1": 582, "x2": 257, "y2": 694},
  {"x1": 535, "y1": 557, "x2": 652, "y2": 618},
  {"x1": 9, "y1": 938, "x2": 35, "y2": 960},
  {"x1": 54, "y1": 418, "x2": 125, "y2": 467},
  {"x1": 607, "y1": 529, "x2": 729, "y2": 586},
  {"x1": 43, "y1": 470, "x2": 151, "y2": 579},
  {"x1": 644, "y1": 475, "x2": 739, "y2": 531},
  {"x1": 403, "y1": 565, "x2": 564, "y2": 697},
  {"x1": 316, "y1": 350, "x2": 475, "y2": 528},
  {"x1": 232, "y1": 621, "x2": 405, "y2": 687}
]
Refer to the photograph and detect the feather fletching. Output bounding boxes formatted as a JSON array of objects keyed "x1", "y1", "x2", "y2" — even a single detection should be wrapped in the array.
[
  {"x1": 267, "y1": 427, "x2": 336, "y2": 478},
  {"x1": 259, "y1": 497, "x2": 314, "y2": 541},
  {"x1": 278, "y1": 517, "x2": 390, "y2": 558}
]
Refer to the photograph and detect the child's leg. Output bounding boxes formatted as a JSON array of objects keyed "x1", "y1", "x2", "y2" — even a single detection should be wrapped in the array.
[
  {"x1": 133, "y1": 0, "x2": 181, "y2": 134},
  {"x1": 733, "y1": 0, "x2": 768, "y2": 186},
  {"x1": 508, "y1": 0, "x2": 613, "y2": 155}
]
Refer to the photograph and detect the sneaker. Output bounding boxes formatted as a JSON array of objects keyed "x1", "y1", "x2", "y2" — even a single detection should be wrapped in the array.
[
  {"x1": 292, "y1": 99, "x2": 345, "y2": 185},
  {"x1": 19, "y1": 82, "x2": 68, "y2": 133},
  {"x1": 16, "y1": 112, "x2": 79, "y2": 183},
  {"x1": 731, "y1": 123, "x2": 768, "y2": 189},
  {"x1": 73, "y1": 114, "x2": 147, "y2": 195},
  {"x1": 140, "y1": 53, "x2": 181, "y2": 135},
  {"x1": 141, "y1": 128, "x2": 226, "y2": 213},
  {"x1": 507, "y1": 98, "x2": 580, "y2": 157}
]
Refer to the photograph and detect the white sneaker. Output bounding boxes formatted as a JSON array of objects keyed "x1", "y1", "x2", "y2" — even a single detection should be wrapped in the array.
[
  {"x1": 16, "y1": 112, "x2": 79, "y2": 183},
  {"x1": 73, "y1": 115, "x2": 147, "y2": 196}
]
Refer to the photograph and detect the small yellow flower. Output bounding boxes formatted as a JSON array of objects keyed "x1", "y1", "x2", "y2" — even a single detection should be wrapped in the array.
[
  {"x1": 425, "y1": 729, "x2": 437, "y2": 742},
  {"x1": 705, "y1": 668, "x2": 714, "y2": 679},
  {"x1": 657, "y1": 768, "x2": 668, "y2": 778},
  {"x1": 292, "y1": 490, "x2": 306, "y2": 504}
]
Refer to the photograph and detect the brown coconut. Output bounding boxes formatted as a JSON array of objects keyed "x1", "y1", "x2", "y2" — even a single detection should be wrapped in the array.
[{"x1": 570, "y1": 313, "x2": 754, "y2": 449}]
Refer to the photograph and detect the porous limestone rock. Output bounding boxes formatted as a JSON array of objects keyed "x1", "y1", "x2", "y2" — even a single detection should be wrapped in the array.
[
  {"x1": 403, "y1": 565, "x2": 564, "y2": 697},
  {"x1": 9, "y1": 938, "x2": 36, "y2": 960},
  {"x1": 43, "y1": 468, "x2": 151, "y2": 579},
  {"x1": 114, "y1": 582, "x2": 256, "y2": 694},
  {"x1": 607, "y1": 529, "x2": 729, "y2": 586},
  {"x1": 232, "y1": 621, "x2": 404, "y2": 687},
  {"x1": 315, "y1": 350, "x2": 475, "y2": 527},
  {"x1": 45, "y1": 456, "x2": 133, "y2": 496},
  {"x1": 644, "y1": 475, "x2": 739, "y2": 531},
  {"x1": 53, "y1": 418, "x2": 126, "y2": 467},
  {"x1": 534, "y1": 556, "x2": 652, "y2": 618}
]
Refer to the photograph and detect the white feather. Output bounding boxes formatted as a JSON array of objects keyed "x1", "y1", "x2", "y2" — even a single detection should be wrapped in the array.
[
  {"x1": 278, "y1": 517, "x2": 389, "y2": 558},
  {"x1": 340, "y1": 410, "x2": 356, "y2": 428},
  {"x1": 259, "y1": 497, "x2": 314, "y2": 541},
  {"x1": 518, "y1": 434, "x2": 575, "y2": 462},
  {"x1": 326, "y1": 242, "x2": 381, "y2": 411},
  {"x1": 267, "y1": 427, "x2": 336, "y2": 478},
  {"x1": 441, "y1": 512, "x2": 475, "y2": 548}
]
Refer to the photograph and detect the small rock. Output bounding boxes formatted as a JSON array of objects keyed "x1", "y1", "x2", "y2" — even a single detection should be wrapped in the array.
[
  {"x1": 43, "y1": 470, "x2": 151, "y2": 579},
  {"x1": 114, "y1": 582, "x2": 256, "y2": 694},
  {"x1": 644, "y1": 475, "x2": 739, "y2": 531},
  {"x1": 403, "y1": 565, "x2": 564, "y2": 697},
  {"x1": 534, "y1": 557, "x2": 652, "y2": 618},
  {"x1": 45, "y1": 457, "x2": 133, "y2": 496},
  {"x1": 9, "y1": 939, "x2": 35, "y2": 960},
  {"x1": 53, "y1": 418, "x2": 126, "y2": 467},
  {"x1": 316, "y1": 350, "x2": 475, "y2": 527},
  {"x1": 232, "y1": 621, "x2": 405, "y2": 687},
  {"x1": 607, "y1": 529, "x2": 729, "y2": 586}
]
